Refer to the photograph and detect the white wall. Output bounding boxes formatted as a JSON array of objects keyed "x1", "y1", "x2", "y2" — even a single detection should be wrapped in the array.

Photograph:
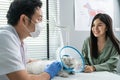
[
  {"x1": 59, "y1": 0, "x2": 120, "y2": 51},
  {"x1": 114, "y1": 0, "x2": 120, "y2": 39},
  {"x1": 59, "y1": 0, "x2": 89, "y2": 51}
]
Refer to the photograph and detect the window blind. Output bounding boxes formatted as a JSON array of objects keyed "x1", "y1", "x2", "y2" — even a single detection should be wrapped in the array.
[
  {"x1": 0, "y1": 0, "x2": 12, "y2": 25},
  {"x1": 24, "y1": 0, "x2": 48, "y2": 60},
  {"x1": 25, "y1": 0, "x2": 61, "y2": 60},
  {"x1": 48, "y1": 0, "x2": 62, "y2": 59}
]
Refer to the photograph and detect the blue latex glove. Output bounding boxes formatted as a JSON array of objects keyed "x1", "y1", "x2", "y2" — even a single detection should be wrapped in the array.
[{"x1": 44, "y1": 61, "x2": 62, "y2": 79}]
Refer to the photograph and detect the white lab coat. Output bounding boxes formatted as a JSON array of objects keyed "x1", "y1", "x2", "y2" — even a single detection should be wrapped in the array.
[{"x1": 0, "y1": 25, "x2": 26, "y2": 80}]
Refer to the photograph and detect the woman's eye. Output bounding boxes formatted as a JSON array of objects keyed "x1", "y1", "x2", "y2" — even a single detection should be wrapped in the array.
[{"x1": 98, "y1": 25, "x2": 103, "y2": 27}]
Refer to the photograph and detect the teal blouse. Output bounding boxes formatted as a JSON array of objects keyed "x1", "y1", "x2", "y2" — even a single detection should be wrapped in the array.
[{"x1": 82, "y1": 37, "x2": 120, "y2": 72}]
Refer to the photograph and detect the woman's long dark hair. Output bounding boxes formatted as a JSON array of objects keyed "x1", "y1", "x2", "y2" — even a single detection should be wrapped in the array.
[{"x1": 90, "y1": 13, "x2": 120, "y2": 58}]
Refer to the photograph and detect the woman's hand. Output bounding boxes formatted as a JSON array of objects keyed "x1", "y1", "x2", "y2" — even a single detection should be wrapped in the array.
[{"x1": 84, "y1": 65, "x2": 96, "y2": 73}]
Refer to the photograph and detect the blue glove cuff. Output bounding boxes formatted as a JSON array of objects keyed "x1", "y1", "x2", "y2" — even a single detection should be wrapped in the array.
[{"x1": 44, "y1": 61, "x2": 62, "y2": 79}]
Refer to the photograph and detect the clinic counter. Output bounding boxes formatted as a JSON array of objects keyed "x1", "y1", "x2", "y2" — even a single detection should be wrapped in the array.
[{"x1": 52, "y1": 71, "x2": 120, "y2": 80}]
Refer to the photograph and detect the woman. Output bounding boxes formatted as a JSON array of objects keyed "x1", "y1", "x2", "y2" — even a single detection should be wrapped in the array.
[{"x1": 82, "y1": 13, "x2": 120, "y2": 73}]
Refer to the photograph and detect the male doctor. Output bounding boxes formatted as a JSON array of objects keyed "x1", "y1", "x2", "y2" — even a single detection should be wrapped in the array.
[{"x1": 0, "y1": 0, "x2": 62, "y2": 80}]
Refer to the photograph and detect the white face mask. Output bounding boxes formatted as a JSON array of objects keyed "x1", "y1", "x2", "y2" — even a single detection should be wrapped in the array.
[
  {"x1": 24, "y1": 22, "x2": 44, "y2": 38},
  {"x1": 30, "y1": 22, "x2": 44, "y2": 38}
]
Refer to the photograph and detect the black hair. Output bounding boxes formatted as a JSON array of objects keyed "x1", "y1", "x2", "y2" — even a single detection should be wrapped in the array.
[
  {"x1": 6, "y1": 0, "x2": 42, "y2": 26},
  {"x1": 90, "y1": 13, "x2": 120, "y2": 58}
]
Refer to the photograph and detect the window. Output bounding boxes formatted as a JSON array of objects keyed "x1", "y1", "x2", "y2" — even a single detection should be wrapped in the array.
[
  {"x1": 0, "y1": 0, "x2": 12, "y2": 25},
  {"x1": 24, "y1": 0, "x2": 48, "y2": 60},
  {"x1": 25, "y1": 0, "x2": 61, "y2": 60},
  {"x1": 0, "y1": 0, "x2": 62, "y2": 60}
]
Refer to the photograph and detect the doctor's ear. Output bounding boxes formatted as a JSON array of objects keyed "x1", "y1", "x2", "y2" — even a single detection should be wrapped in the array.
[{"x1": 20, "y1": 14, "x2": 29, "y2": 25}]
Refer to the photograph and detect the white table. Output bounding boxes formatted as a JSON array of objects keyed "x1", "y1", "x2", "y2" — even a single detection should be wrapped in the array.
[{"x1": 52, "y1": 71, "x2": 120, "y2": 80}]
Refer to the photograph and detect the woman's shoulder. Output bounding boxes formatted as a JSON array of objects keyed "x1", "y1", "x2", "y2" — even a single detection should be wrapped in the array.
[
  {"x1": 106, "y1": 37, "x2": 115, "y2": 46},
  {"x1": 84, "y1": 37, "x2": 90, "y2": 43},
  {"x1": 82, "y1": 37, "x2": 90, "y2": 47}
]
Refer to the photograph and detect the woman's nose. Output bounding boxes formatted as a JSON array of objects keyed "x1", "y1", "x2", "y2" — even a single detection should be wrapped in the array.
[{"x1": 93, "y1": 26, "x2": 98, "y2": 30}]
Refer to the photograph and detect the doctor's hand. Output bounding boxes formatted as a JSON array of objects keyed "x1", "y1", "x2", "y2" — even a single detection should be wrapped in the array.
[
  {"x1": 84, "y1": 65, "x2": 96, "y2": 73},
  {"x1": 44, "y1": 61, "x2": 62, "y2": 79}
]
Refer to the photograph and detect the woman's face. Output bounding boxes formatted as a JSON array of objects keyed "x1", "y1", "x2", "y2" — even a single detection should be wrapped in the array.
[{"x1": 92, "y1": 18, "x2": 107, "y2": 38}]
